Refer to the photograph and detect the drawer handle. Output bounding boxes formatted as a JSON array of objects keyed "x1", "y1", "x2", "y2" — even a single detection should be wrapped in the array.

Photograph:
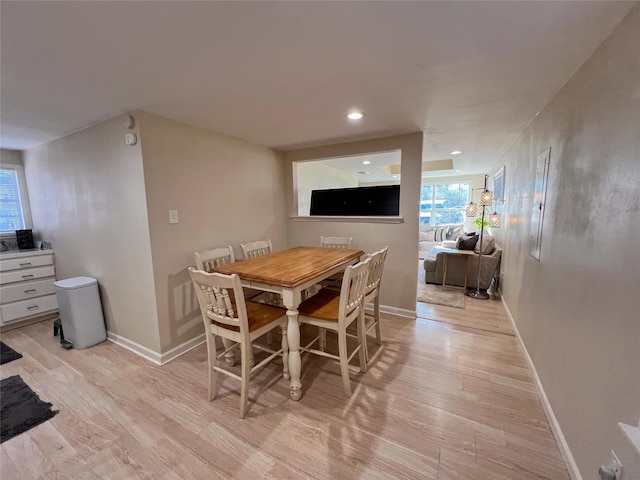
[
  {"x1": 22, "y1": 274, "x2": 35, "y2": 279},
  {"x1": 19, "y1": 262, "x2": 33, "y2": 267},
  {"x1": 27, "y1": 305, "x2": 40, "y2": 311},
  {"x1": 24, "y1": 289, "x2": 37, "y2": 294}
]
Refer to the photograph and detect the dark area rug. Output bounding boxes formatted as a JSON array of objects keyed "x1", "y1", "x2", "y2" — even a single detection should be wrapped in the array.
[
  {"x1": 1, "y1": 375, "x2": 58, "y2": 443},
  {"x1": 0, "y1": 342, "x2": 23, "y2": 365}
]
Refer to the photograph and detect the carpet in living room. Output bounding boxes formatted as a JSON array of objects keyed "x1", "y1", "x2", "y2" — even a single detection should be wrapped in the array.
[
  {"x1": 416, "y1": 262, "x2": 465, "y2": 309},
  {"x1": 416, "y1": 283, "x2": 465, "y2": 308}
]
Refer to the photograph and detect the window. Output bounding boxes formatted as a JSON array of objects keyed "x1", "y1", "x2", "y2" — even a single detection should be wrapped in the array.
[
  {"x1": 0, "y1": 165, "x2": 32, "y2": 234},
  {"x1": 294, "y1": 150, "x2": 401, "y2": 216},
  {"x1": 420, "y1": 181, "x2": 470, "y2": 225}
]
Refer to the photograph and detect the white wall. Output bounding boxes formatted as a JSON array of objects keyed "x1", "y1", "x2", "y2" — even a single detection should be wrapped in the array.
[
  {"x1": 136, "y1": 111, "x2": 288, "y2": 353},
  {"x1": 295, "y1": 161, "x2": 358, "y2": 215},
  {"x1": 285, "y1": 133, "x2": 423, "y2": 315},
  {"x1": 23, "y1": 115, "x2": 161, "y2": 352},
  {"x1": 492, "y1": 5, "x2": 640, "y2": 477}
]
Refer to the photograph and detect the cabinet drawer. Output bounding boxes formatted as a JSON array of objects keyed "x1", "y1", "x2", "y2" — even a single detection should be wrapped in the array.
[
  {"x1": 0, "y1": 279, "x2": 57, "y2": 303},
  {"x1": 0, "y1": 255, "x2": 53, "y2": 272},
  {"x1": 0, "y1": 266, "x2": 55, "y2": 285},
  {"x1": 0, "y1": 294, "x2": 58, "y2": 325}
]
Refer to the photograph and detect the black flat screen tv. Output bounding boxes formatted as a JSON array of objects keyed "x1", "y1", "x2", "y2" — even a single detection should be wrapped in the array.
[{"x1": 310, "y1": 185, "x2": 400, "y2": 216}]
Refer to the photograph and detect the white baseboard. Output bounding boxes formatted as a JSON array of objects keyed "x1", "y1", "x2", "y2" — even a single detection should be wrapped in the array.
[
  {"x1": 107, "y1": 331, "x2": 206, "y2": 366},
  {"x1": 501, "y1": 299, "x2": 583, "y2": 480},
  {"x1": 159, "y1": 333, "x2": 205, "y2": 365},
  {"x1": 107, "y1": 331, "x2": 162, "y2": 365},
  {"x1": 107, "y1": 304, "x2": 409, "y2": 367}
]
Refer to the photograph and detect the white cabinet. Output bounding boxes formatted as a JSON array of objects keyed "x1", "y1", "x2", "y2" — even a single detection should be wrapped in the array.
[{"x1": 0, "y1": 249, "x2": 58, "y2": 328}]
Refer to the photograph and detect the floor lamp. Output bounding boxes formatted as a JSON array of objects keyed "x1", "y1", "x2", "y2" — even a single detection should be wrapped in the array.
[{"x1": 466, "y1": 174, "x2": 501, "y2": 300}]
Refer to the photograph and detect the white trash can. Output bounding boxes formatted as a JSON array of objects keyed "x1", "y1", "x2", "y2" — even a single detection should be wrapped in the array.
[{"x1": 54, "y1": 276, "x2": 106, "y2": 349}]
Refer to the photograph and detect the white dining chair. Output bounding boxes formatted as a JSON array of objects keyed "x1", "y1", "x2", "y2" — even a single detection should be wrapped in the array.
[
  {"x1": 195, "y1": 246, "x2": 267, "y2": 364},
  {"x1": 361, "y1": 247, "x2": 388, "y2": 363},
  {"x1": 239, "y1": 239, "x2": 282, "y2": 311},
  {"x1": 297, "y1": 257, "x2": 370, "y2": 397},
  {"x1": 189, "y1": 267, "x2": 289, "y2": 418},
  {"x1": 240, "y1": 239, "x2": 273, "y2": 259},
  {"x1": 318, "y1": 236, "x2": 354, "y2": 288},
  {"x1": 195, "y1": 246, "x2": 236, "y2": 271},
  {"x1": 320, "y1": 236, "x2": 353, "y2": 249}
]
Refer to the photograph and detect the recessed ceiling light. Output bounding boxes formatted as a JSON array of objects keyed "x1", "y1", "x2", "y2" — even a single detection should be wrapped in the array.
[
  {"x1": 362, "y1": 160, "x2": 371, "y2": 165},
  {"x1": 455, "y1": 169, "x2": 461, "y2": 173},
  {"x1": 357, "y1": 171, "x2": 370, "y2": 175},
  {"x1": 347, "y1": 111, "x2": 364, "y2": 120},
  {"x1": 450, "y1": 150, "x2": 462, "y2": 155},
  {"x1": 392, "y1": 175, "x2": 399, "y2": 178}
]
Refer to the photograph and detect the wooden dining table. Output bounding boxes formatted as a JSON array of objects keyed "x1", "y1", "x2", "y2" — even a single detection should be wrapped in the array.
[{"x1": 211, "y1": 246, "x2": 364, "y2": 400}]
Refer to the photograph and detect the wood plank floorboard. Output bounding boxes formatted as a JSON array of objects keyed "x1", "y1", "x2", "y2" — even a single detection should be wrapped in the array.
[
  {"x1": 416, "y1": 261, "x2": 514, "y2": 336},
  {"x1": 0, "y1": 298, "x2": 569, "y2": 480}
]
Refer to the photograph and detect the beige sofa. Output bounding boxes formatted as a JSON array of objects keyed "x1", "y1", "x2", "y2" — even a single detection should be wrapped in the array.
[
  {"x1": 423, "y1": 244, "x2": 502, "y2": 290},
  {"x1": 418, "y1": 223, "x2": 465, "y2": 259}
]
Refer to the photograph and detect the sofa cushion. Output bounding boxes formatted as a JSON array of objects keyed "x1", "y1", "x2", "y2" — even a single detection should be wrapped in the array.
[
  {"x1": 446, "y1": 224, "x2": 465, "y2": 240},
  {"x1": 474, "y1": 234, "x2": 496, "y2": 255},
  {"x1": 456, "y1": 235, "x2": 479, "y2": 251},
  {"x1": 419, "y1": 230, "x2": 436, "y2": 242},
  {"x1": 434, "y1": 226, "x2": 448, "y2": 241}
]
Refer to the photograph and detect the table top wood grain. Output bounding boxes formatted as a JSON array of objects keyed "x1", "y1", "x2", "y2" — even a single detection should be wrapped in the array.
[{"x1": 211, "y1": 246, "x2": 364, "y2": 289}]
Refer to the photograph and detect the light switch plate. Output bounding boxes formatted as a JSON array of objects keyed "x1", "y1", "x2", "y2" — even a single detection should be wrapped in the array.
[{"x1": 169, "y1": 210, "x2": 179, "y2": 224}]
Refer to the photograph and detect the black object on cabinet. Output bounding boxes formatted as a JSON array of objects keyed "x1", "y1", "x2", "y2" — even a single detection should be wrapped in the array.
[
  {"x1": 310, "y1": 185, "x2": 400, "y2": 216},
  {"x1": 15, "y1": 229, "x2": 35, "y2": 249}
]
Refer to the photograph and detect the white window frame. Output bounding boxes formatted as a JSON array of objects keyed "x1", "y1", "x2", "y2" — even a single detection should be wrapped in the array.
[
  {"x1": 0, "y1": 163, "x2": 33, "y2": 237},
  {"x1": 420, "y1": 181, "x2": 471, "y2": 226}
]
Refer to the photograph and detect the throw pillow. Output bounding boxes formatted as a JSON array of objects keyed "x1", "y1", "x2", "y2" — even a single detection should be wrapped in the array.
[
  {"x1": 474, "y1": 235, "x2": 496, "y2": 255},
  {"x1": 434, "y1": 226, "x2": 448, "y2": 242},
  {"x1": 456, "y1": 235, "x2": 479, "y2": 251},
  {"x1": 446, "y1": 225, "x2": 464, "y2": 240},
  {"x1": 419, "y1": 230, "x2": 436, "y2": 242}
]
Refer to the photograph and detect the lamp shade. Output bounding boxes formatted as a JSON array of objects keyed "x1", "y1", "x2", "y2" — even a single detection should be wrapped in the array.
[
  {"x1": 489, "y1": 211, "x2": 501, "y2": 228},
  {"x1": 465, "y1": 202, "x2": 477, "y2": 217},
  {"x1": 480, "y1": 190, "x2": 493, "y2": 206}
]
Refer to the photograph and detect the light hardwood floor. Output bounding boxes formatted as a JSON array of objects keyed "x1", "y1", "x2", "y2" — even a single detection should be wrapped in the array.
[
  {"x1": 416, "y1": 295, "x2": 515, "y2": 336},
  {"x1": 416, "y1": 260, "x2": 514, "y2": 336},
  {"x1": 0, "y1": 299, "x2": 569, "y2": 480}
]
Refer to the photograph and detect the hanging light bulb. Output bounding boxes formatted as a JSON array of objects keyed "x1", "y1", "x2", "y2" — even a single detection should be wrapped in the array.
[
  {"x1": 465, "y1": 202, "x2": 477, "y2": 217},
  {"x1": 489, "y1": 211, "x2": 501, "y2": 228},
  {"x1": 480, "y1": 190, "x2": 493, "y2": 206}
]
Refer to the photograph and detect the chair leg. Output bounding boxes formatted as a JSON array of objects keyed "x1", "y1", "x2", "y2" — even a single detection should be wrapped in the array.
[
  {"x1": 239, "y1": 341, "x2": 252, "y2": 418},
  {"x1": 280, "y1": 323, "x2": 290, "y2": 380},
  {"x1": 374, "y1": 296, "x2": 382, "y2": 346},
  {"x1": 357, "y1": 312, "x2": 367, "y2": 373},
  {"x1": 249, "y1": 343, "x2": 255, "y2": 367},
  {"x1": 319, "y1": 327, "x2": 326, "y2": 352},
  {"x1": 361, "y1": 315, "x2": 369, "y2": 363},
  {"x1": 221, "y1": 337, "x2": 236, "y2": 367},
  {"x1": 337, "y1": 329, "x2": 352, "y2": 397},
  {"x1": 207, "y1": 333, "x2": 217, "y2": 401}
]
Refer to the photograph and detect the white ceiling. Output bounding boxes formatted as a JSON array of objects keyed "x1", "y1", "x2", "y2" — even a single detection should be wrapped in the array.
[
  {"x1": 1, "y1": 1, "x2": 634, "y2": 175},
  {"x1": 319, "y1": 151, "x2": 402, "y2": 184}
]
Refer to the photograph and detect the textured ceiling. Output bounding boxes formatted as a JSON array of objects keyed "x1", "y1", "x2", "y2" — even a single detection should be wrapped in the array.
[{"x1": 0, "y1": 1, "x2": 634, "y2": 175}]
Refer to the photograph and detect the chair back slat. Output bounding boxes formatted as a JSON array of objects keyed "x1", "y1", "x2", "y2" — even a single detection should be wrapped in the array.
[
  {"x1": 320, "y1": 236, "x2": 353, "y2": 249},
  {"x1": 241, "y1": 239, "x2": 273, "y2": 259},
  {"x1": 189, "y1": 267, "x2": 249, "y2": 333},
  {"x1": 338, "y1": 257, "x2": 370, "y2": 325},
  {"x1": 195, "y1": 246, "x2": 235, "y2": 272},
  {"x1": 365, "y1": 247, "x2": 388, "y2": 295}
]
